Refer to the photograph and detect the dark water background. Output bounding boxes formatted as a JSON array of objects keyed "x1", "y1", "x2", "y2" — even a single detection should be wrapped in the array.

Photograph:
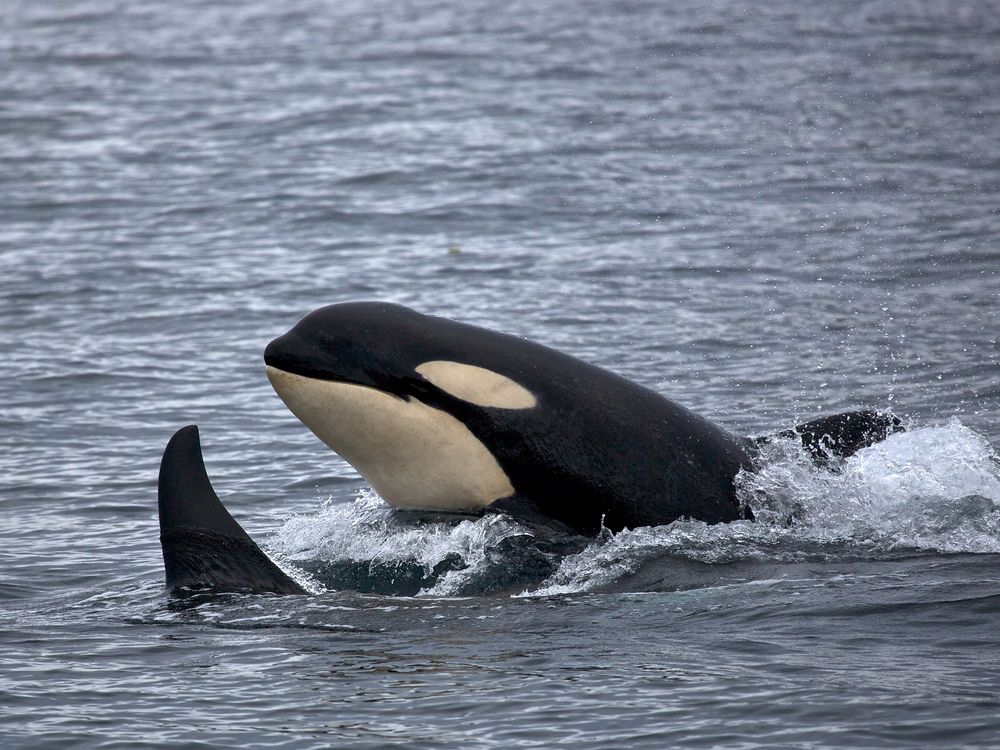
[{"x1": 2, "y1": 0, "x2": 1000, "y2": 747}]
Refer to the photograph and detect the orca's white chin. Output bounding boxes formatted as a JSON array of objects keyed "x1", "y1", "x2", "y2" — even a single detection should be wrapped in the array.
[{"x1": 265, "y1": 366, "x2": 514, "y2": 512}]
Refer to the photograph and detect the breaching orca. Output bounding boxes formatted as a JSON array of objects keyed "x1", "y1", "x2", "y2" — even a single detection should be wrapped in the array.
[
  {"x1": 263, "y1": 302, "x2": 902, "y2": 535},
  {"x1": 155, "y1": 302, "x2": 902, "y2": 595}
]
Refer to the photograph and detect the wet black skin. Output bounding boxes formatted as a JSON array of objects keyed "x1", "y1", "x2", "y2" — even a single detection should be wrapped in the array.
[
  {"x1": 263, "y1": 302, "x2": 903, "y2": 535},
  {"x1": 153, "y1": 304, "x2": 902, "y2": 596},
  {"x1": 158, "y1": 426, "x2": 305, "y2": 596}
]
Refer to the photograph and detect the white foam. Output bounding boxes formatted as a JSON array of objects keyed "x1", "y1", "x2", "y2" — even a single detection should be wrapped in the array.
[
  {"x1": 270, "y1": 420, "x2": 1000, "y2": 597},
  {"x1": 739, "y1": 418, "x2": 1000, "y2": 550},
  {"x1": 531, "y1": 419, "x2": 1000, "y2": 596},
  {"x1": 270, "y1": 488, "x2": 527, "y2": 595}
]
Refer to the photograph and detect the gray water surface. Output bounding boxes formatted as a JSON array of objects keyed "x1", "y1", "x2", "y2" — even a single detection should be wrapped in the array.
[{"x1": 2, "y1": 1, "x2": 1000, "y2": 748}]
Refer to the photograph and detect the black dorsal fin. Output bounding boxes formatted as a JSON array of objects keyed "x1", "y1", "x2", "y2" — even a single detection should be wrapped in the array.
[
  {"x1": 755, "y1": 409, "x2": 904, "y2": 462},
  {"x1": 157, "y1": 426, "x2": 306, "y2": 596},
  {"x1": 158, "y1": 426, "x2": 252, "y2": 541}
]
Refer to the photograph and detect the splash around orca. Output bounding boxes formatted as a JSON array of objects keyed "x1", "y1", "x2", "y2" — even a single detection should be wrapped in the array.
[{"x1": 157, "y1": 301, "x2": 902, "y2": 595}]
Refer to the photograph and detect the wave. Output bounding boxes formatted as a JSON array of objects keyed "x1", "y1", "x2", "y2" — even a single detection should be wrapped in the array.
[
  {"x1": 269, "y1": 420, "x2": 1000, "y2": 597},
  {"x1": 269, "y1": 491, "x2": 547, "y2": 596}
]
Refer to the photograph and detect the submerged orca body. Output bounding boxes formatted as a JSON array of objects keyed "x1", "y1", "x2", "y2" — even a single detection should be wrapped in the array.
[
  {"x1": 158, "y1": 426, "x2": 305, "y2": 596},
  {"x1": 155, "y1": 303, "x2": 902, "y2": 595}
]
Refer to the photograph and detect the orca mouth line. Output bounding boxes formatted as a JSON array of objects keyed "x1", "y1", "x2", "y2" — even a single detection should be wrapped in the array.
[
  {"x1": 264, "y1": 365, "x2": 409, "y2": 403},
  {"x1": 261, "y1": 350, "x2": 351, "y2": 384}
]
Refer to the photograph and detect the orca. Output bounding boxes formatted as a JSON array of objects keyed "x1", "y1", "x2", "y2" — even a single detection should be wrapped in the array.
[
  {"x1": 158, "y1": 425, "x2": 305, "y2": 595},
  {"x1": 263, "y1": 302, "x2": 903, "y2": 536}
]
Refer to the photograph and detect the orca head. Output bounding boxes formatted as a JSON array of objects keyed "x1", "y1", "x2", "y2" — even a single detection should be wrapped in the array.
[{"x1": 264, "y1": 302, "x2": 540, "y2": 513}]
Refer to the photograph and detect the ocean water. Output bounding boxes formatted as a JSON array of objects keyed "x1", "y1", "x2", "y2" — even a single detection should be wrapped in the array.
[{"x1": 2, "y1": 0, "x2": 1000, "y2": 747}]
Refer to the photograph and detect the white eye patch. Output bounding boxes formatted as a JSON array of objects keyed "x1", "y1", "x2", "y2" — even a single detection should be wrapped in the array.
[{"x1": 415, "y1": 361, "x2": 537, "y2": 409}]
